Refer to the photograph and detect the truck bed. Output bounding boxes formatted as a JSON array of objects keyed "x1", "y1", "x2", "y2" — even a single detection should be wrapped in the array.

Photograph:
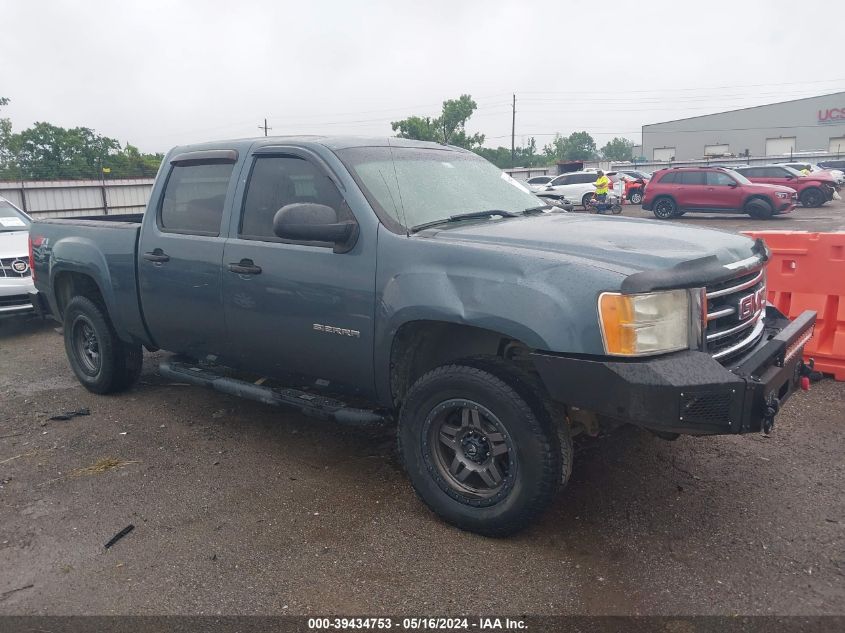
[{"x1": 30, "y1": 216, "x2": 150, "y2": 346}]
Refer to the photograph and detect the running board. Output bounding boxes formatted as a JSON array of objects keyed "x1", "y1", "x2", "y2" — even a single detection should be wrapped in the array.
[{"x1": 158, "y1": 357, "x2": 390, "y2": 427}]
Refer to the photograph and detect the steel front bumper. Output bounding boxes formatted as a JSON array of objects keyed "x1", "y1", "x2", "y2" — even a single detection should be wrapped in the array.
[{"x1": 532, "y1": 308, "x2": 816, "y2": 435}]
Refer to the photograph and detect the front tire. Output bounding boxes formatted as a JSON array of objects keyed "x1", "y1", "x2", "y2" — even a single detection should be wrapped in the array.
[
  {"x1": 652, "y1": 197, "x2": 676, "y2": 219},
  {"x1": 581, "y1": 192, "x2": 594, "y2": 209},
  {"x1": 63, "y1": 296, "x2": 143, "y2": 394},
  {"x1": 745, "y1": 198, "x2": 773, "y2": 219},
  {"x1": 398, "y1": 363, "x2": 565, "y2": 536},
  {"x1": 799, "y1": 187, "x2": 824, "y2": 208}
]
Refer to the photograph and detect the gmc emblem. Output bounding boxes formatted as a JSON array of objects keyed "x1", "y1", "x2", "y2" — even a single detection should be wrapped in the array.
[{"x1": 738, "y1": 286, "x2": 767, "y2": 320}]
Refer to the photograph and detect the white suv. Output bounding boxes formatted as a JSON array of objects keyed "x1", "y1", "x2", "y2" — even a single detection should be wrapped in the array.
[{"x1": 544, "y1": 171, "x2": 612, "y2": 208}]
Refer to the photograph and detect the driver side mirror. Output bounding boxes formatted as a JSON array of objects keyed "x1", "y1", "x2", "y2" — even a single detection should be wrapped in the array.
[
  {"x1": 273, "y1": 203, "x2": 358, "y2": 254},
  {"x1": 728, "y1": 181, "x2": 738, "y2": 187}
]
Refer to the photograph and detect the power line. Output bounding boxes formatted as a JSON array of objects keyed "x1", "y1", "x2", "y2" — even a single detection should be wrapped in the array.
[
  {"x1": 486, "y1": 123, "x2": 845, "y2": 139},
  {"x1": 517, "y1": 78, "x2": 845, "y2": 96}
]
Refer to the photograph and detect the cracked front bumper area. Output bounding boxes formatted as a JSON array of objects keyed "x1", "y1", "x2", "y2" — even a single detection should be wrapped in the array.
[{"x1": 531, "y1": 308, "x2": 817, "y2": 436}]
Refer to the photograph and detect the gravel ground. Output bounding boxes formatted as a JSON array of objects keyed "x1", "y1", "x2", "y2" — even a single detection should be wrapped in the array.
[{"x1": 0, "y1": 209, "x2": 843, "y2": 616}]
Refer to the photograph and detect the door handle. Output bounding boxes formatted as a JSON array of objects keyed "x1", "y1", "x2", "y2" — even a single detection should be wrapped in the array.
[
  {"x1": 228, "y1": 259, "x2": 262, "y2": 275},
  {"x1": 143, "y1": 249, "x2": 170, "y2": 263}
]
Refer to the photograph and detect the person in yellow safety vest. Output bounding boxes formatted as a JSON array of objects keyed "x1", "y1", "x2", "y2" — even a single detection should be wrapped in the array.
[
  {"x1": 800, "y1": 166, "x2": 811, "y2": 176},
  {"x1": 593, "y1": 170, "x2": 610, "y2": 205}
]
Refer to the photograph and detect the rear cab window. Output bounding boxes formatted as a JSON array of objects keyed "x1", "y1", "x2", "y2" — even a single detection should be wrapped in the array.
[{"x1": 159, "y1": 156, "x2": 237, "y2": 236}]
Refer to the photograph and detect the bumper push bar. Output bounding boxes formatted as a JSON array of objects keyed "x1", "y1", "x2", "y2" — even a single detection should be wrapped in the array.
[{"x1": 531, "y1": 308, "x2": 817, "y2": 436}]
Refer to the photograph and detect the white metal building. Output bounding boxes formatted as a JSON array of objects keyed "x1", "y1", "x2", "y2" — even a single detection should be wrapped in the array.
[{"x1": 641, "y1": 92, "x2": 845, "y2": 162}]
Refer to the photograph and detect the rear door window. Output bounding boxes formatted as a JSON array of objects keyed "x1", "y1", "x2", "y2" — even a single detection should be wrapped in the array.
[
  {"x1": 657, "y1": 172, "x2": 677, "y2": 184},
  {"x1": 678, "y1": 171, "x2": 706, "y2": 185},
  {"x1": 159, "y1": 163, "x2": 234, "y2": 235}
]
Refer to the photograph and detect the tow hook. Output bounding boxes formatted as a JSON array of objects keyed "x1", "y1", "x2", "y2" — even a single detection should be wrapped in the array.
[
  {"x1": 798, "y1": 358, "x2": 822, "y2": 391},
  {"x1": 762, "y1": 395, "x2": 780, "y2": 436}
]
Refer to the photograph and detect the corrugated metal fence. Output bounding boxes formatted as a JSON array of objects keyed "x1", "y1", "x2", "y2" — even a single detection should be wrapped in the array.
[{"x1": 0, "y1": 179, "x2": 154, "y2": 218}]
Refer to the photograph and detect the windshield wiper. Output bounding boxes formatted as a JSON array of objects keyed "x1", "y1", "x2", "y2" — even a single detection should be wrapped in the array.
[
  {"x1": 522, "y1": 204, "x2": 555, "y2": 215},
  {"x1": 410, "y1": 209, "x2": 518, "y2": 233}
]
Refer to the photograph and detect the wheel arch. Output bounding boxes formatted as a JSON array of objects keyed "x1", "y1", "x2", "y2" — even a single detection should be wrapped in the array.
[
  {"x1": 387, "y1": 320, "x2": 541, "y2": 409},
  {"x1": 742, "y1": 194, "x2": 774, "y2": 209}
]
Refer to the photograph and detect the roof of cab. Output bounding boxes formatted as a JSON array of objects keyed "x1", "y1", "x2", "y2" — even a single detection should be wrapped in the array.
[{"x1": 168, "y1": 135, "x2": 468, "y2": 155}]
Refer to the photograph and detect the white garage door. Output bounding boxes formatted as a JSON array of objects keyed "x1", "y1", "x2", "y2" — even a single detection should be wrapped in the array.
[
  {"x1": 829, "y1": 137, "x2": 845, "y2": 154},
  {"x1": 704, "y1": 144, "x2": 729, "y2": 156},
  {"x1": 653, "y1": 147, "x2": 675, "y2": 161},
  {"x1": 765, "y1": 137, "x2": 796, "y2": 156}
]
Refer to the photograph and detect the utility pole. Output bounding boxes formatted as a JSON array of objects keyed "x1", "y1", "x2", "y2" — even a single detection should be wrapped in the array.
[
  {"x1": 511, "y1": 94, "x2": 516, "y2": 169},
  {"x1": 258, "y1": 118, "x2": 272, "y2": 136}
]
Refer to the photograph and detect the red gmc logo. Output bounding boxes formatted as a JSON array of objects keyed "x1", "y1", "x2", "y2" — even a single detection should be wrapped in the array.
[{"x1": 738, "y1": 287, "x2": 767, "y2": 320}]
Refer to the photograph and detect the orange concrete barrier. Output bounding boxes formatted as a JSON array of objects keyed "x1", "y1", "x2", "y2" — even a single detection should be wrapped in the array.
[{"x1": 743, "y1": 231, "x2": 845, "y2": 381}]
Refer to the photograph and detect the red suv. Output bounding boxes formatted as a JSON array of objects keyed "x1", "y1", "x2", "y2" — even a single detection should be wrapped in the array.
[
  {"x1": 733, "y1": 164, "x2": 838, "y2": 208},
  {"x1": 641, "y1": 167, "x2": 797, "y2": 220}
]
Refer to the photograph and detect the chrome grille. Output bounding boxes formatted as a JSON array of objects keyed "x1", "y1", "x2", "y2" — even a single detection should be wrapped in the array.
[
  {"x1": 0, "y1": 256, "x2": 31, "y2": 278},
  {"x1": 705, "y1": 267, "x2": 767, "y2": 362}
]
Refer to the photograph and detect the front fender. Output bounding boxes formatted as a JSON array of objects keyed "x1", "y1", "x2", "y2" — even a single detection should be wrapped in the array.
[{"x1": 373, "y1": 227, "x2": 624, "y2": 404}]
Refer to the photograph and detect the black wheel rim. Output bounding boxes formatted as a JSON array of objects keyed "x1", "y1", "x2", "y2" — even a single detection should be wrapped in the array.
[
  {"x1": 72, "y1": 315, "x2": 101, "y2": 375},
  {"x1": 425, "y1": 399, "x2": 515, "y2": 500},
  {"x1": 582, "y1": 195, "x2": 593, "y2": 208},
  {"x1": 655, "y1": 199, "x2": 674, "y2": 218},
  {"x1": 803, "y1": 191, "x2": 821, "y2": 207}
]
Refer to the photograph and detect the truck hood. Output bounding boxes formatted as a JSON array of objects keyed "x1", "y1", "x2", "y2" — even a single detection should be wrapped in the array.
[
  {"x1": 748, "y1": 182, "x2": 797, "y2": 194},
  {"x1": 425, "y1": 213, "x2": 758, "y2": 278},
  {"x1": 0, "y1": 230, "x2": 29, "y2": 259}
]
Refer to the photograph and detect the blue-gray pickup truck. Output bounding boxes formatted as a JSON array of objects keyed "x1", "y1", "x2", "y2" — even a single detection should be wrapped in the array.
[{"x1": 29, "y1": 137, "x2": 816, "y2": 535}]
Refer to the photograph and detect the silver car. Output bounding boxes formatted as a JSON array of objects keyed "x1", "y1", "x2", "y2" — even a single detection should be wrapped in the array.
[{"x1": 0, "y1": 196, "x2": 35, "y2": 316}]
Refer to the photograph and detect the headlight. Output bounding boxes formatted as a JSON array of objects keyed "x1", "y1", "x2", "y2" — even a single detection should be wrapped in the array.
[{"x1": 598, "y1": 289, "x2": 690, "y2": 356}]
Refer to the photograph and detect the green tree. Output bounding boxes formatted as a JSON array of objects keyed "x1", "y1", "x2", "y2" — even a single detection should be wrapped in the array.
[
  {"x1": 0, "y1": 97, "x2": 14, "y2": 177},
  {"x1": 475, "y1": 137, "x2": 548, "y2": 169},
  {"x1": 392, "y1": 94, "x2": 485, "y2": 149},
  {"x1": 543, "y1": 131, "x2": 598, "y2": 161},
  {"x1": 0, "y1": 103, "x2": 164, "y2": 181},
  {"x1": 601, "y1": 137, "x2": 635, "y2": 161}
]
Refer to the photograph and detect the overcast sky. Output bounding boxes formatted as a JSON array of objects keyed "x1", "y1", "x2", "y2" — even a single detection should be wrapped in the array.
[{"x1": 1, "y1": 0, "x2": 842, "y2": 154}]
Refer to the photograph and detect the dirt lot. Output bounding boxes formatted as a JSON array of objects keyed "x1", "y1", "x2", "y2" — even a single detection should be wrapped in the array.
[{"x1": 1, "y1": 207, "x2": 843, "y2": 616}]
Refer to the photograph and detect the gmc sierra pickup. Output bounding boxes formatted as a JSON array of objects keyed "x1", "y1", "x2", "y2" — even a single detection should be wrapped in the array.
[{"x1": 29, "y1": 136, "x2": 816, "y2": 536}]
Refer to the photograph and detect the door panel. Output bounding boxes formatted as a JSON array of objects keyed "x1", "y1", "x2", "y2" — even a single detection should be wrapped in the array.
[
  {"x1": 138, "y1": 159, "x2": 237, "y2": 358},
  {"x1": 703, "y1": 171, "x2": 744, "y2": 209},
  {"x1": 222, "y1": 153, "x2": 376, "y2": 395}
]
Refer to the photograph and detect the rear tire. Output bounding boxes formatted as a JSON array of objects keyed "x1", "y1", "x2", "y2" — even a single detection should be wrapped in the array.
[
  {"x1": 652, "y1": 197, "x2": 676, "y2": 219},
  {"x1": 581, "y1": 192, "x2": 594, "y2": 209},
  {"x1": 629, "y1": 191, "x2": 643, "y2": 204},
  {"x1": 63, "y1": 296, "x2": 143, "y2": 394},
  {"x1": 799, "y1": 187, "x2": 824, "y2": 208},
  {"x1": 398, "y1": 362, "x2": 565, "y2": 537}
]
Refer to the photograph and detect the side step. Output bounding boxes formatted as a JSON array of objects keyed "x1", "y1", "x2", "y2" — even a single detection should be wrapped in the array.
[{"x1": 158, "y1": 357, "x2": 391, "y2": 427}]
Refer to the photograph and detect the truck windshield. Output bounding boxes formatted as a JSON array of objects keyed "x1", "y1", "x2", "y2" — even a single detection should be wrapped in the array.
[
  {"x1": 0, "y1": 201, "x2": 31, "y2": 232},
  {"x1": 337, "y1": 146, "x2": 544, "y2": 230}
]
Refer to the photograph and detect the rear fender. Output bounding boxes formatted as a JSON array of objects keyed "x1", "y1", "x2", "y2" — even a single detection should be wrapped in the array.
[{"x1": 49, "y1": 237, "x2": 137, "y2": 344}]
